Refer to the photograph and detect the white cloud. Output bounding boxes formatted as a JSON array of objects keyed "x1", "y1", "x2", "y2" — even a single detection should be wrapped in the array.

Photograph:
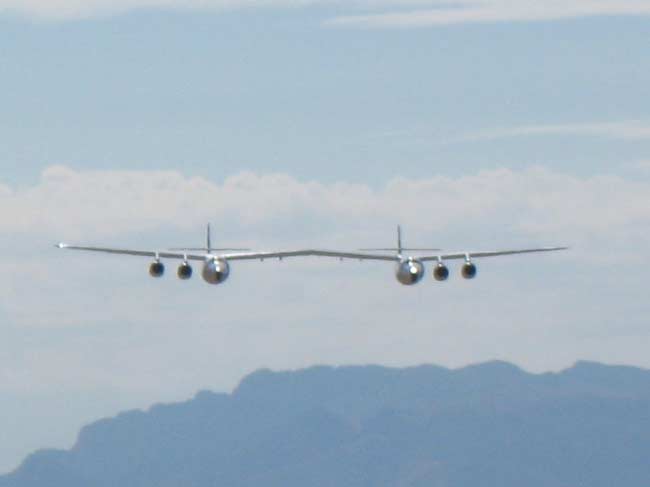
[
  {"x1": 0, "y1": 161, "x2": 647, "y2": 345},
  {"x1": 1, "y1": 165, "x2": 648, "y2": 247},
  {"x1": 458, "y1": 121, "x2": 650, "y2": 143},
  {"x1": 2, "y1": 0, "x2": 650, "y2": 22},
  {"x1": 0, "y1": 0, "x2": 309, "y2": 20},
  {"x1": 331, "y1": 0, "x2": 650, "y2": 28}
]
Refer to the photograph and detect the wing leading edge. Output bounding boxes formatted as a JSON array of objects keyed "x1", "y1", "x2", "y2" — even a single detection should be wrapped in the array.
[{"x1": 57, "y1": 243, "x2": 566, "y2": 262}]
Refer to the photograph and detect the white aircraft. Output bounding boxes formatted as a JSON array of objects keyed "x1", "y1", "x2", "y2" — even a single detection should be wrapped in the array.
[{"x1": 56, "y1": 224, "x2": 567, "y2": 286}]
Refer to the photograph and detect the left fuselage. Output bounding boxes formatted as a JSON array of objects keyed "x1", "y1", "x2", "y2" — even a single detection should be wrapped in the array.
[{"x1": 202, "y1": 257, "x2": 230, "y2": 284}]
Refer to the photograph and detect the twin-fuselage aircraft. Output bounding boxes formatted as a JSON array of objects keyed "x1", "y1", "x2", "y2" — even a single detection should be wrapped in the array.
[{"x1": 57, "y1": 224, "x2": 567, "y2": 286}]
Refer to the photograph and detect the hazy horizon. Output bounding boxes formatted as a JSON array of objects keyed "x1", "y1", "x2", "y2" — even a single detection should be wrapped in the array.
[{"x1": 1, "y1": 0, "x2": 649, "y2": 475}]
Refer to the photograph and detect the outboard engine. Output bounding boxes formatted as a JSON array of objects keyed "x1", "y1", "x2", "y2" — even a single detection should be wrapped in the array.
[
  {"x1": 461, "y1": 261, "x2": 477, "y2": 279},
  {"x1": 149, "y1": 260, "x2": 165, "y2": 278},
  {"x1": 177, "y1": 261, "x2": 193, "y2": 280},
  {"x1": 433, "y1": 263, "x2": 449, "y2": 281}
]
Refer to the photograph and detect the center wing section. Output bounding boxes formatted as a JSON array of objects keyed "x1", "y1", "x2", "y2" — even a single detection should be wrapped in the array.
[{"x1": 222, "y1": 250, "x2": 399, "y2": 262}]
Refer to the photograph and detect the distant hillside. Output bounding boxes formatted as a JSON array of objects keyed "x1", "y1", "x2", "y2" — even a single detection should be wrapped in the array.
[{"x1": 3, "y1": 361, "x2": 650, "y2": 487}]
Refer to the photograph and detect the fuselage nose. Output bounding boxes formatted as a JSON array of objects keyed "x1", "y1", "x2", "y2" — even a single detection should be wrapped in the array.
[
  {"x1": 395, "y1": 259, "x2": 424, "y2": 285},
  {"x1": 202, "y1": 257, "x2": 230, "y2": 285}
]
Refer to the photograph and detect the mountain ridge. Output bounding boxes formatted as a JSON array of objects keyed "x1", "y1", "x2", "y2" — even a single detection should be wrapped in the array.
[{"x1": 3, "y1": 360, "x2": 650, "y2": 487}]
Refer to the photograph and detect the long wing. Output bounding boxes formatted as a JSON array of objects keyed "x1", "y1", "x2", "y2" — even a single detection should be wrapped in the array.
[
  {"x1": 417, "y1": 246, "x2": 568, "y2": 262},
  {"x1": 56, "y1": 244, "x2": 399, "y2": 262},
  {"x1": 57, "y1": 243, "x2": 565, "y2": 263},
  {"x1": 56, "y1": 243, "x2": 207, "y2": 261}
]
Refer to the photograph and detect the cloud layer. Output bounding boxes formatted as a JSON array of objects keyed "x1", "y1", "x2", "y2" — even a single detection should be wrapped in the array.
[
  {"x1": 3, "y1": 0, "x2": 650, "y2": 22},
  {"x1": 1, "y1": 165, "x2": 648, "y2": 255},
  {"x1": 459, "y1": 121, "x2": 650, "y2": 143},
  {"x1": 331, "y1": 0, "x2": 650, "y2": 27}
]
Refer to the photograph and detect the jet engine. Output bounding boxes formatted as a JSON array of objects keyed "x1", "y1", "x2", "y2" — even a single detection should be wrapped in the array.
[
  {"x1": 202, "y1": 258, "x2": 230, "y2": 285},
  {"x1": 433, "y1": 263, "x2": 449, "y2": 281},
  {"x1": 149, "y1": 260, "x2": 165, "y2": 278},
  {"x1": 396, "y1": 259, "x2": 425, "y2": 285},
  {"x1": 177, "y1": 261, "x2": 193, "y2": 280},
  {"x1": 461, "y1": 261, "x2": 477, "y2": 279}
]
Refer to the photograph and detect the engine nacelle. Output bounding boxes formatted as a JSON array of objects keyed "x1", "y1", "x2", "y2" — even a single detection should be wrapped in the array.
[
  {"x1": 149, "y1": 261, "x2": 165, "y2": 278},
  {"x1": 202, "y1": 258, "x2": 230, "y2": 285},
  {"x1": 433, "y1": 263, "x2": 449, "y2": 281},
  {"x1": 396, "y1": 259, "x2": 424, "y2": 285},
  {"x1": 177, "y1": 262, "x2": 193, "y2": 280},
  {"x1": 461, "y1": 262, "x2": 477, "y2": 279}
]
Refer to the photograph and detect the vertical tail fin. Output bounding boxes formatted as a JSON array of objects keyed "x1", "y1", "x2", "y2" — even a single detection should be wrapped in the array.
[
  {"x1": 168, "y1": 224, "x2": 250, "y2": 252},
  {"x1": 397, "y1": 225, "x2": 403, "y2": 255},
  {"x1": 357, "y1": 226, "x2": 440, "y2": 253}
]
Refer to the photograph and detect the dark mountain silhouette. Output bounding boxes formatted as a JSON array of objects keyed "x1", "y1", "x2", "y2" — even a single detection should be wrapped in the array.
[{"x1": 3, "y1": 361, "x2": 650, "y2": 487}]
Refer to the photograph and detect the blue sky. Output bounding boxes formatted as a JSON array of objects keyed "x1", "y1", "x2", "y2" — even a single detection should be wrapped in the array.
[
  {"x1": 2, "y1": 7, "x2": 649, "y2": 185},
  {"x1": 1, "y1": 0, "x2": 650, "y2": 475}
]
